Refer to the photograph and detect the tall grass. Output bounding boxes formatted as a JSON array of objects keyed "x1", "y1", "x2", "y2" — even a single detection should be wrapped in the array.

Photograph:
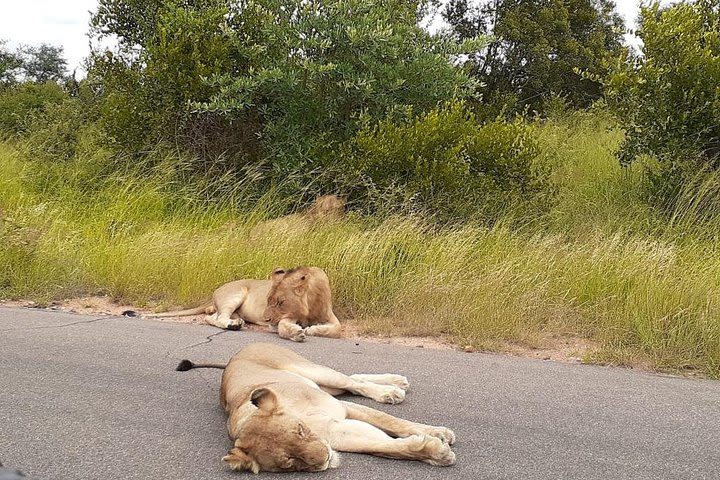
[{"x1": 1, "y1": 112, "x2": 719, "y2": 377}]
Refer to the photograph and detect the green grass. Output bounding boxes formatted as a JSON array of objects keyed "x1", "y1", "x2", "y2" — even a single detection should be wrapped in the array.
[{"x1": 1, "y1": 112, "x2": 719, "y2": 377}]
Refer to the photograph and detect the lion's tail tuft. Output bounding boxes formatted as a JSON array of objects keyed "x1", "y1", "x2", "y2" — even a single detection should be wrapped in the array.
[
  {"x1": 176, "y1": 359, "x2": 195, "y2": 371},
  {"x1": 175, "y1": 360, "x2": 226, "y2": 371}
]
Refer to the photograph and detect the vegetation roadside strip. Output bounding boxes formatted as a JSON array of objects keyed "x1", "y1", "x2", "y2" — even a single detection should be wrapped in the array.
[{"x1": 2, "y1": 111, "x2": 720, "y2": 379}]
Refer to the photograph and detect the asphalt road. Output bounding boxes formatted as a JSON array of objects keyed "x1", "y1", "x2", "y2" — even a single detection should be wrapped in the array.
[{"x1": 1, "y1": 307, "x2": 719, "y2": 480}]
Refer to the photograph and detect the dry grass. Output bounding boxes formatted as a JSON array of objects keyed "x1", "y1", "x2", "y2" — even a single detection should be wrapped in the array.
[{"x1": 1, "y1": 112, "x2": 719, "y2": 377}]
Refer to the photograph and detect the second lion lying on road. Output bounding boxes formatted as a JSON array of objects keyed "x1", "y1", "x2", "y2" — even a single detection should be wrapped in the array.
[
  {"x1": 176, "y1": 343, "x2": 456, "y2": 473},
  {"x1": 147, "y1": 266, "x2": 341, "y2": 342}
]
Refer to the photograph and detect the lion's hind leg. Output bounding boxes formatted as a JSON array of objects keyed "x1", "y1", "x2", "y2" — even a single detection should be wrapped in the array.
[
  {"x1": 205, "y1": 312, "x2": 241, "y2": 330},
  {"x1": 206, "y1": 291, "x2": 247, "y2": 330},
  {"x1": 350, "y1": 374, "x2": 409, "y2": 391},
  {"x1": 284, "y1": 363, "x2": 406, "y2": 404}
]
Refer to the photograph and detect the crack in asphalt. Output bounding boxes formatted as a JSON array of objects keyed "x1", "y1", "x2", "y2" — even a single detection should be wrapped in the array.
[
  {"x1": 0, "y1": 315, "x2": 109, "y2": 332},
  {"x1": 164, "y1": 330, "x2": 229, "y2": 394},
  {"x1": 179, "y1": 329, "x2": 230, "y2": 350}
]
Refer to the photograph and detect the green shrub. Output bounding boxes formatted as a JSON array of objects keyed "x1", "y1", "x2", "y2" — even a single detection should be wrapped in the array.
[
  {"x1": 0, "y1": 82, "x2": 66, "y2": 136},
  {"x1": 23, "y1": 99, "x2": 86, "y2": 161},
  {"x1": 90, "y1": 0, "x2": 483, "y2": 174},
  {"x1": 91, "y1": 0, "x2": 233, "y2": 153},
  {"x1": 341, "y1": 102, "x2": 555, "y2": 223},
  {"x1": 20, "y1": 81, "x2": 102, "y2": 164},
  {"x1": 604, "y1": 0, "x2": 720, "y2": 206}
]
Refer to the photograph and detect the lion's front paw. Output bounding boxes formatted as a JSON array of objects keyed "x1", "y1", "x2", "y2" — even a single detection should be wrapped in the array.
[
  {"x1": 226, "y1": 319, "x2": 245, "y2": 330},
  {"x1": 424, "y1": 426, "x2": 456, "y2": 446},
  {"x1": 290, "y1": 329, "x2": 306, "y2": 342},
  {"x1": 409, "y1": 435, "x2": 456, "y2": 467},
  {"x1": 426, "y1": 440, "x2": 456, "y2": 467},
  {"x1": 375, "y1": 385, "x2": 405, "y2": 405},
  {"x1": 385, "y1": 374, "x2": 409, "y2": 391}
]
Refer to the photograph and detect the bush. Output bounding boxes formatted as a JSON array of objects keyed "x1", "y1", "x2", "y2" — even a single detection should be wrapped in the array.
[
  {"x1": 90, "y1": 0, "x2": 483, "y2": 174},
  {"x1": 340, "y1": 102, "x2": 554, "y2": 223},
  {"x1": 21, "y1": 82, "x2": 102, "y2": 163},
  {"x1": 22, "y1": 99, "x2": 86, "y2": 162},
  {"x1": 0, "y1": 82, "x2": 67, "y2": 136},
  {"x1": 604, "y1": 1, "x2": 720, "y2": 205},
  {"x1": 91, "y1": 0, "x2": 233, "y2": 153}
]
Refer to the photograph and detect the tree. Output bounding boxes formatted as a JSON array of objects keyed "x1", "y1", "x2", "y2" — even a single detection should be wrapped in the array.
[
  {"x1": 443, "y1": 0, "x2": 625, "y2": 114},
  {"x1": 18, "y1": 44, "x2": 68, "y2": 83},
  {"x1": 604, "y1": 0, "x2": 720, "y2": 203},
  {"x1": 0, "y1": 40, "x2": 21, "y2": 87},
  {"x1": 90, "y1": 0, "x2": 235, "y2": 153},
  {"x1": 89, "y1": 0, "x2": 484, "y2": 172},
  {"x1": 0, "y1": 42, "x2": 68, "y2": 85}
]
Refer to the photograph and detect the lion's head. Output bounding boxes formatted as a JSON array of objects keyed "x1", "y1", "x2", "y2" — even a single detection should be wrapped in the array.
[
  {"x1": 223, "y1": 388, "x2": 339, "y2": 473},
  {"x1": 263, "y1": 266, "x2": 333, "y2": 327},
  {"x1": 304, "y1": 194, "x2": 345, "y2": 220}
]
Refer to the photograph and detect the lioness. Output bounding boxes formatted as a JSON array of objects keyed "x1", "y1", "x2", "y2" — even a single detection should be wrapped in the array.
[
  {"x1": 249, "y1": 194, "x2": 346, "y2": 240},
  {"x1": 147, "y1": 267, "x2": 341, "y2": 342},
  {"x1": 177, "y1": 343, "x2": 456, "y2": 473},
  {"x1": 303, "y1": 194, "x2": 346, "y2": 220}
]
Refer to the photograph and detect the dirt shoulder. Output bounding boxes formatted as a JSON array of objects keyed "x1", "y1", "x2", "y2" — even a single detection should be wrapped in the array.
[{"x1": 1, "y1": 295, "x2": 600, "y2": 367}]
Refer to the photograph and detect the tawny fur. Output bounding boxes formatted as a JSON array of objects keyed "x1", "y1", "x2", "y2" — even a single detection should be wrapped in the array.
[
  {"x1": 147, "y1": 266, "x2": 341, "y2": 342},
  {"x1": 178, "y1": 343, "x2": 456, "y2": 473},
  {"x1": 249, "y1": 194, "x2": 345, "y2": 240}
]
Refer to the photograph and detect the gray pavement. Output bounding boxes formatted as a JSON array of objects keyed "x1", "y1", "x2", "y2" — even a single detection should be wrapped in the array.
[{"x1": 1, "y1": 307, "x2": 719, "y2": 479}]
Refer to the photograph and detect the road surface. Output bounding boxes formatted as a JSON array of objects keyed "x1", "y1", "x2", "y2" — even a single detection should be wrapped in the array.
[{"x1": 1, "y1": 307, "x2": 719, "y2": 479}]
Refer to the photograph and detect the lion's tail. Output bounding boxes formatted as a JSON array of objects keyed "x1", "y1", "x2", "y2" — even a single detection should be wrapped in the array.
[
  {"x1": 147, "y1": 304, "x2": 214, "y2": 318},
  {"x1": 176, "y1": 360, "x2": 226, "y2": 371}
]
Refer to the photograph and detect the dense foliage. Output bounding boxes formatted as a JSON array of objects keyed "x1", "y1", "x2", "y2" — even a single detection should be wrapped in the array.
[
  {"x1": 0, "y1": 41, "x2": 73, "y2": 137},
  {"x1": 0, "y1": 41, "x2": 68, "y2": 86},
  {"x1": 342, "y1": 102, "x2": 553, "y2": 221},
  {"x1": 605, "y1": 0, "x2": 720, "y2": 204},
  {"x1": 4, "y1": 0, "x2": 720, "y2": 226},
  {"x1": 0, "y1": 82, "x2": 67, "y2": 136},
  {"x1": 444, "y1": 0, "x2": 625, "y2": 114},
  {"x1": 90, "y1": 0, "x2": 483, "y2": 170}
]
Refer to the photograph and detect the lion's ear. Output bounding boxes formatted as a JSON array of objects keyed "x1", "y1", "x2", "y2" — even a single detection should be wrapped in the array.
[
  {"x1": 271, "y1": 267, "x2": 286, "y2": 281},
  {"x1": 250, "y1": 387, "x2": 279, "y2": 414},
  {"x1": 293, "y1": 274, "x2": 309, "y2": 296},
  {"x1": 223, "y1": 446, "x2": 260, "y2": 473}
]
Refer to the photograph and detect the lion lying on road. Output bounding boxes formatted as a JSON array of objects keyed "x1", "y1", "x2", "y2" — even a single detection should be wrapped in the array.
[
  {"x1": 176, "y1": 343, "x2": 456, "y2": 473},
  {"x1": 147, "y1": 267, "x2": 341, "y2": 342}
]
